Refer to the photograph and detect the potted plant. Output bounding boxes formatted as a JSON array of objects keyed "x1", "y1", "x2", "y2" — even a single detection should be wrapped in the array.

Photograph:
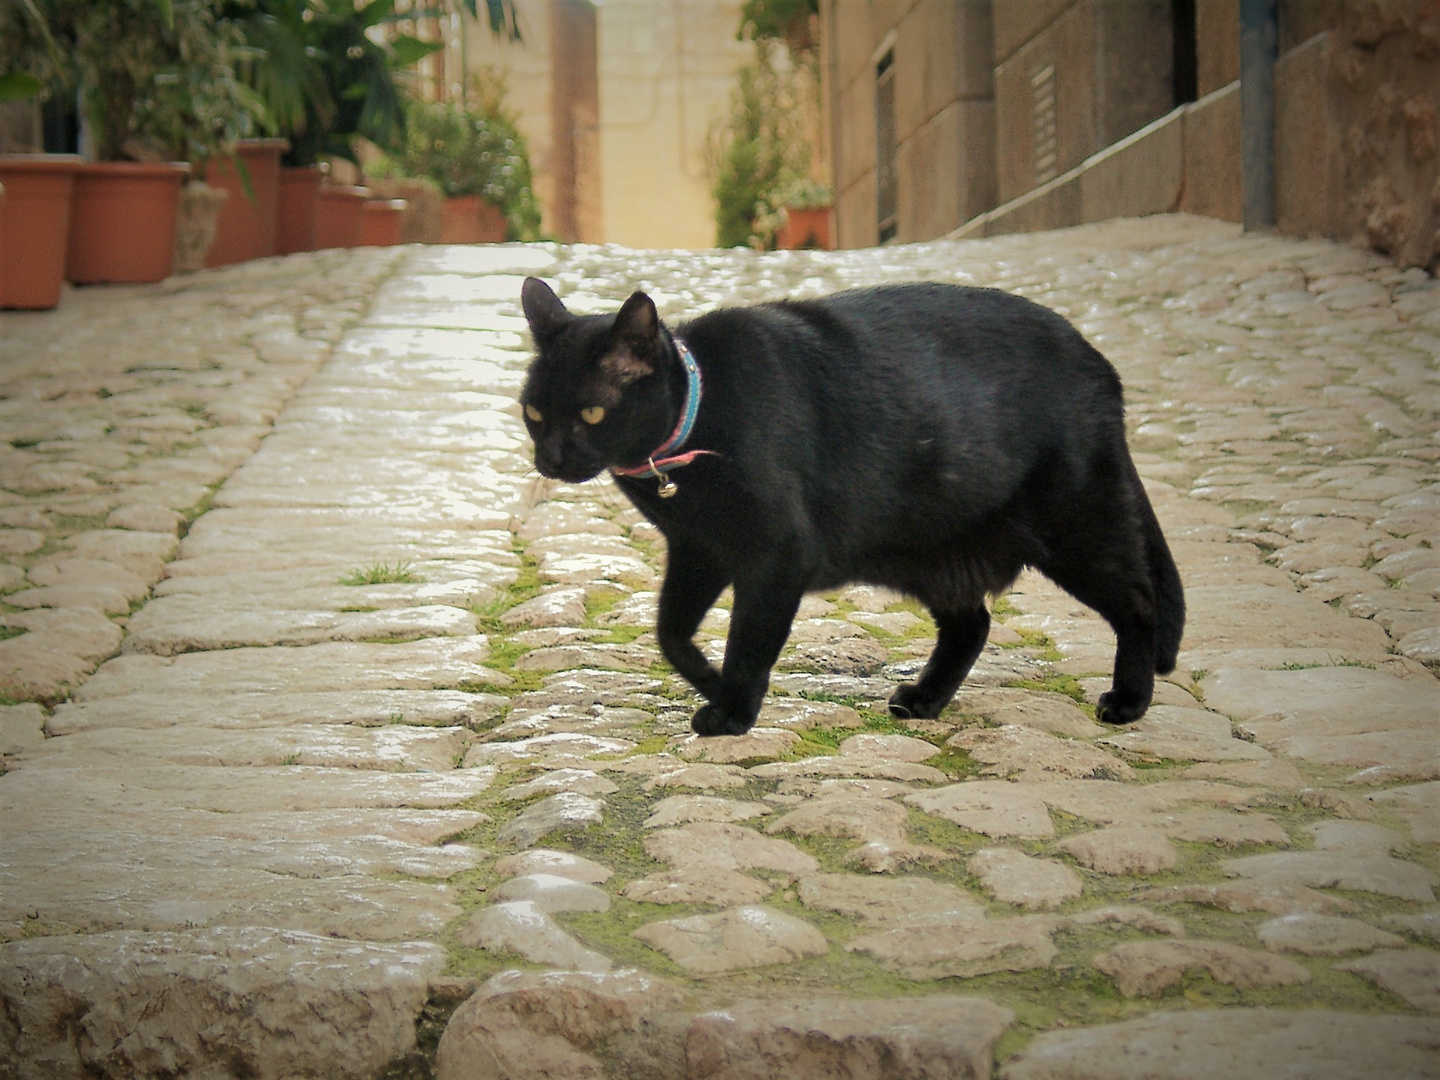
[
  {"x1": 28, "y1": 0, "x2": 263, "y2": 284},
  {"x1": 389, "y1": 86, "x2": 542, "y2": 244},
  {"x1": 0, "y1": 2, "x2": 82, "y2": 307},
  {"x1": 773, "y1": 176, "x2": 831, "y2": 250},
  {"x1": 230, "y1": 0, "x2": 442, "y2": 254}
]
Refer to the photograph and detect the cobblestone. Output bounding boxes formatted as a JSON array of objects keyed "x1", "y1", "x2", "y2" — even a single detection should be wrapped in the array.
[{"x1": 2, "y1": 218, "x2": 1437, "y2": 1076}]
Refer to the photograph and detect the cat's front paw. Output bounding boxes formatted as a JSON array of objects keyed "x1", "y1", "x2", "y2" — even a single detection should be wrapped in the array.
[
  {"x1": 691, "y1": 703, "x2": 756, "y2": 737},
  {"x1": 888, "y1": 682, "x2": 944, "y2": 720},
  {"x1": 1096, "y1": 689, "x2": 1149, "y2": 725}
]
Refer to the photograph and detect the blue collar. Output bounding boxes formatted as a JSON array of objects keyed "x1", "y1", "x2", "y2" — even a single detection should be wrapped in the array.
[{"x1": 610, "y1": 337, "x2": 716, "y2": 491}]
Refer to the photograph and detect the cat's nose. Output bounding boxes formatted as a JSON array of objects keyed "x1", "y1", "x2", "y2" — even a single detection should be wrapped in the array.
[{"x1": 534, "y1": 446, "x2": 562, "y2": 478}]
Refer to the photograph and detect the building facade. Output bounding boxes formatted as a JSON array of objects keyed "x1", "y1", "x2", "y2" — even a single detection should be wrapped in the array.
[
  {"x1": 821, "y1": 0, "x2": 1438, "y2": 270},
  {"x1": 457, "y1": 0, "x2": 751, "y2": 248}
]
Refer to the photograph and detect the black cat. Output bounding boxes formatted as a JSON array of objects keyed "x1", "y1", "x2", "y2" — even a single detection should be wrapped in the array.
[{"x1": 519, "y1": 277, "x2": 1184, "y2": 736}]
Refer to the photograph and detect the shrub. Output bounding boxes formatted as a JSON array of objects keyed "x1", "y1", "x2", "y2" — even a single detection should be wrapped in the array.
[{"x1": 390, "y1": 93, "x2": 542, "y2": 241}]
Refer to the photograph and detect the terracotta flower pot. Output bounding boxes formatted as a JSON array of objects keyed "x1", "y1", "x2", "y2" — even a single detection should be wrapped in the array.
[
  {"x1": 361, "y1": 199, "x2": 407, "y2": 246},
  {"x1": 67, "y1": 160, "x2": 190, "y2": 285},
  {"x1": 172, "y1": 182, "x2": 230, "y2": 273},
  {"x1": 477, "y1": 200, "x2": 508, "y2": 243},
  {"x1": 276, "y1": 165, "x2": 324, "y2": 254},
  {"x1": 314, "y1": 185, "x2": 369, "y2": 249},
  {"x1": 204, "y1": 138, "x2": 288, "y2": 266},
  {"x1": 440, "y1": 194, "x2": 506, "y2": 243},
  {"x1": 776, "y1": 205, "x2": 831, "y2": 250},
  {"x1": 367, "y1": 177, "x2": 441, "y2": 243},
  {"x1": 0, "y1": 153, "x2": 83, "y2": 309}
]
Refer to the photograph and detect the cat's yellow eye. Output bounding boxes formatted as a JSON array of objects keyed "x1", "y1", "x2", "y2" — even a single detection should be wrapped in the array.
[
  {"x1": 524, "y1": 404, "x2": 543, "y2": 423},
  {"x1": 580, "y1": 405, "x2": 606, "y2": 425}
]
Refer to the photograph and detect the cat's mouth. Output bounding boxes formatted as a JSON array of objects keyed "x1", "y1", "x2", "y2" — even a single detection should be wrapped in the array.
[{"x1": 535, "y1": 455, "x2": 606, "y2": 484}]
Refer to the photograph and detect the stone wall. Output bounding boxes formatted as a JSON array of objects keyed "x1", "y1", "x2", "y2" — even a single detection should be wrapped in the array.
[
  {"x1": 993, "y1": 0, "x2": 1174, "y2": 204},
  {"x1": 1275, "y1": 1, "x2": 1439, "y2": 270},
  {"x1": 462, "y1": 0, "x2": 746, "y2": 249},
  {"x1": 826, "y1": 0, "x2": 995, "y2": 249}
]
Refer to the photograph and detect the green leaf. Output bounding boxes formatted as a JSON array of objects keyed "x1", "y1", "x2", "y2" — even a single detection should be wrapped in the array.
[
  {"x1": 356, "y1": 0, "x2": 396, "y2": 29},
  {"x1": 0, "y1": 73, "x2": 43, "y2": 102},
  {"x1": 155, "y1": 0, "x2": 173, "y2": 29},
  {"x1": 388, "y1": 35, "x2": 444, "y2": 68}
]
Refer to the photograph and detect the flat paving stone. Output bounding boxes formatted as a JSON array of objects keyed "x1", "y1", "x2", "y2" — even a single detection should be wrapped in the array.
[
  {"x1": 1336, "y1": 948, "x2": 1440, "y2": 1012},
  {"x1": 644, "y1": 794, "x2": 771, "y2": 828},
  {"x1": 499, "y1": 768, "x2": 620, "y2": 801},
  {"x1": 491, "y1": 873, "x2": 611, "y2": 913},
  {"x1": 0, "y1": 927, "x2": 445, "y2": 1080},
  {"x1": 642, "y1": 762, "x2": 752, "y2": 791},
  {"x1": 906, "y1": 781, "x2": 1056, "y2": 839},
  {"x1": 849, "y1": 912, "x2": 1061, "y2": 980},
  {"x1": 750, "y1": 755, "x2": 948, "y2": 784},
  {"x1": 123, "y1": 599, "x2": 476, "y2": 654},
  {"x1": 1202, "y1": 666, "x2": 1440, "y2": 768},
  {"x1": 969, "y1": 848, "x2": 1083, "y2": 908},
  {"x1": 796, "y1": 872, "x2": 985, "y2": 926},
  {"x1": 672, "y1": 727, "x2": 800, "y2": 763},
  {"x1": 496, "y1": 792, "x2": 606, "y2": 848},
  {"x1": 458, "y1": 900, "x2": 611, "y2": 972},
  {"x1": 434, "y1": 967, "x2": 681, "y2": 1080},
  {"x1": 949, "y1": 688, "x2": 1104, "y2": 738},
  {"x1": 838, "y1": 732, "x2": 940, "y2": 762},
  {"x1": 1257, "y1": 913, "x2": 1406, "y2": 955},
  {"x1": 999, "y1": 1009, "x2": 1440, "y2": 1080},
  {"x1": 1057, "y1": 826, "x2": 1179, "y2": 875},
  {"x1": 624, "y1": 868, "x2": 774, "y2": 907},
  {"x1": 0, "y1": 703, "x2": 46, "y2": 757},
  {"x1": 685, "y1": 996, "x2": 1014, "y2": 1080},
  {"x1": 765, "y1": 794, "x2": 909, "y2": 846},
  {"x1": 948, "y1": 725, "x2": 1135, "y2": 781},
  {"x1": 633, "y1": 906, "x2": 828, "y2": 974},
  {"x1": 644, "y1": 822, "x2": 819, "y2": 878},
  {"x1": 484, "y1": 844, "x2": 605, "y2": 884},
  {"x1": 75, "y1": 637, "x2": 499, "y2": 698},
  {"x1": 1096, "y1": 705, "x2": 1272, "y2": 763},
  {"x1": 1094, "y1": 940, "x2": 1311, "y2": 996},
  {"x1": 1224, "y1": 850, "x2": 1437, "y2": 902}
]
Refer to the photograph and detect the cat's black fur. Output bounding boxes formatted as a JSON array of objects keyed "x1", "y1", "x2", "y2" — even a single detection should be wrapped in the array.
[{"x1": 519, "y1": 277, "x2": 1184, "y2": 736}]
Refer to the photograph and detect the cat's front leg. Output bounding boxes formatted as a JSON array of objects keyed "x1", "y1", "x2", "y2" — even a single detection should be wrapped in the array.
[
  {"x1": 692, "y1": 565, "x2": 804, "y2": 736},
  {"x1": 656, "y1": 539, "x2": 731, "y2": 703}
]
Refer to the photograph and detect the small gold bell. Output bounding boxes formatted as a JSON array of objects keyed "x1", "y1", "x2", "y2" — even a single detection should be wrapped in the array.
[{"x1": 657, "y1": 476, "x2": 678, "y2": 498}]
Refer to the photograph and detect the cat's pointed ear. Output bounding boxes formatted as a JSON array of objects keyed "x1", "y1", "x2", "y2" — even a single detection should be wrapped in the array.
[
  {"x1": 613, "y1": 291, "x2": 658, "y2": 347},
  {"x1": 603, "y1": 291, "x2": 661, "y2": 383},
  {"x1": 521, "y1": 277, "x2": 570, "y2": 342}
]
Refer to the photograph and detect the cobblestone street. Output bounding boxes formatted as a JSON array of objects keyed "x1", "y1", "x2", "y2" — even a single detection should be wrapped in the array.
[{"x1": 2, "y1": 216, "x2": 1438, "y2": 1078}]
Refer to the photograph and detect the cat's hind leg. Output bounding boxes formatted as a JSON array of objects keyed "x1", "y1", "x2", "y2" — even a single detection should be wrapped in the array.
[
  {"x1": 1042, "y1": 555, "x2": 1157, "y2": 725},
  {"x1": 889, "y1": 605, "x2": 990, "y2": 720}
]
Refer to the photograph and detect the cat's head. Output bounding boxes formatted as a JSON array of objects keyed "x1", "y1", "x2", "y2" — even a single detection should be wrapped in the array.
[{"x1": 519, "y1": 277, "x2": 673, "y2": 483}]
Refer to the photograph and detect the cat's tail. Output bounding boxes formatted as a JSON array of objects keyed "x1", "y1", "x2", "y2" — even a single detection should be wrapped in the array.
[{"x1": 1140, "y1": 495, "x2": 1185, "y2": 675}]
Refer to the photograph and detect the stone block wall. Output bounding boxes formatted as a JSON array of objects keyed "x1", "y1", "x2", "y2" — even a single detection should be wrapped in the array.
[
  {"x1": 821, "y1": 0, "x2": 1432, "y2": 268},
  {"x1": 826, "y1": 0, "x2": 996, "y2": 248},
  {"x1": 1275, "y1": 2, "x2": 1439, "y2": 270},
  {"x1": 993, "y1": 0, "x2": 1174, "y2": 203}
]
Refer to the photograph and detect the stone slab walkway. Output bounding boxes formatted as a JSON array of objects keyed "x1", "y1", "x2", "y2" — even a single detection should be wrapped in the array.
[{"x1": 2, "y1": 217, "x2": 1438, "y2": 1079}]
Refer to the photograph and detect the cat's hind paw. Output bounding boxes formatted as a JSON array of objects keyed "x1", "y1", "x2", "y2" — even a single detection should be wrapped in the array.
[
  {"x1": 691, "y1": 703, "x2": 756, "y2": 737},
  {"x1": 888, "y1": 683, "x2": 944, "y2": 720},
  {"x1": 1096, "y1": 689, "x2": 1149, "y2": 725}
]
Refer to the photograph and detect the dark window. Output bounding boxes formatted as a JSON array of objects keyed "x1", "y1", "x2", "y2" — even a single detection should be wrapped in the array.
[{"x1": 875, "y1": 48, "x2": 897, "y2": 243}]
